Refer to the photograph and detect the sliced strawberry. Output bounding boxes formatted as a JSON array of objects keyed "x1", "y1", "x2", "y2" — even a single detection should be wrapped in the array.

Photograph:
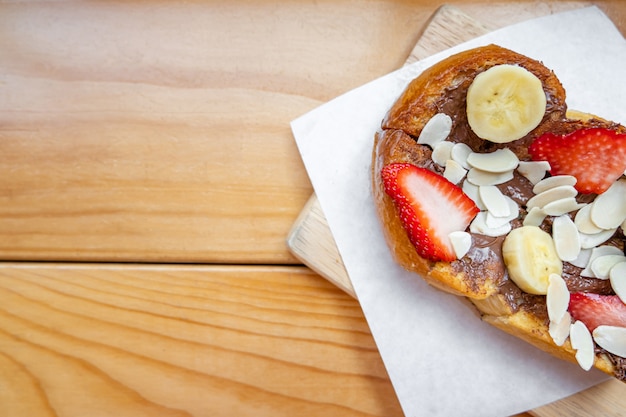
[
  {"x1": 529, "y1": 128, "x2": 626, "y2": 194},
  {"x1": 569, "y1": 292, "x2": 626, "y2": 332},
  {"x1": 381, "y1": 163, "x2": 479, "y2": 262}
]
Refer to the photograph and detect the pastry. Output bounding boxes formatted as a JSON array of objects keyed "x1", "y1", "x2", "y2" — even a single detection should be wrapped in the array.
[{"x1": 372, "y1": 44, "x2": 626, "y2": 380}]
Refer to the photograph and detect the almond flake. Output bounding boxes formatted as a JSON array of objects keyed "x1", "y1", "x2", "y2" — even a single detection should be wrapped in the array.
[
  {"x1": 549, "y1": 310, "x2": 571, "y2": 346},
  {"x1": 570, "y1": 320, "x2": 595, "y2": 371},
  {"x1": 469, "y1": 211, "x2": 511, "y2": 237},
  {"x1": 431, "y1": 141, "x2": 454, "y2": 167},
  {"x1": 466, "y1": 168, "x2": 514, "y2": 186},
  {"x1": 517, "y1": 160, "x2": 550, "y2": 185},
  {"x1": 443, "y1": 159, "x2": 467, "y2": 184},
  {"x1": 580, "y1": 245, "x2": 623, "y2": 277},
  {"x1": 575, "y1": 203, "x2": 604, "y2": 235},
  {"x1": 533, "y1": 175, "x2": 577, "y2": 194},
  {"x1": 449, "y1": 231, "x2": 472, "y2": 259},
  {"x1": 451, "y1": 143, "x2": 473, "y2": 170},
  {"x1": 526, "y1": 185, "x2": 578, "y2": 209},
  {"x1": 591, "y1": 254, "x2": 626, "y2": 280},
  {"x1": 547, "y1": 273, "x2": 570, "y2": 323},
  {"x1": 417, "y1": 113, "x2": 452, "y2": 148},
  {"x1": 590, "y1": 179, "x2": 626, "y2": 230},
  {"x1": 570, "y1": 248, "x2": 592, "y2": 269},
  {"x1": 542, "y1": 197, "x2": 585, "y2": 216},
  {"x1": 485, "y1": 196, "x2": 518, "y2": 228},
  {"x1": 552, "y1": 215, "x2": 580, "y2": 262},
  {"x1": 579, "y1": 228, "x2": 618, "y2": 250},
  {"x1": 466, "y1": 148, "x2": 519, "y2": 173},
  {"x1": 610, "y1": 262, "x2": 626, "y2": 303},
  {"x1": 462, "y1": 181, "x2": 486, "y2": 210},
  {"x1": 523, "y1": 206, "x2": 546, "y2": 227},
  {"x1": 593, "y1": 325, "x2": 626, "y2": 358},
  {"x1": 479, "y1": 185, "x2": 510, "y2": 218}
]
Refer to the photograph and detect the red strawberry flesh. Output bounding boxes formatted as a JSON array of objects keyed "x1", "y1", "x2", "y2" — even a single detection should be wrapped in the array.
[
  {"x1": 569, "y1": 292, "x2": 626, "y2": 332},
  {"x1": 529, "y1": 128, "x2": 626, "y2": 194},
  {"x1": 381, "y1": 163, "x2": 479, "y2": 262}
]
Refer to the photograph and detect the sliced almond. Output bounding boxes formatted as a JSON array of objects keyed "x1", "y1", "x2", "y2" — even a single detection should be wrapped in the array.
[
  {"x1": 526, "y1": 185, "x2": 578, "y2": 210},
  {"x1": 517, "y1": 160, "x2": 550, "y2": 185},
  {"x1": 466, "y1": 168, "x2": 514, "y2": 186},
  {"x1": 431, "y1": 141, "x2": 455, "y2": 167},
  {"x1": 451, "y1": 143, "x2": 473, "y2": 170},
  {"x1": 443, "y1": 159, "x2": 467, "y2": 184},
  {"x1": 580, "y1": 245, "x2": 624, "y2": 277},
  {"x1": 470, "y1": 211, "x2": 511, "y2": 237},
  {"x1": 593, "y1": 325, "x2": 626, "y2": 358},
  {"x1": 542, "y1": 197, "x2": 585, "y2": 216},
  {"x1": 570, "y1": 320, "x2": 595, "y2": 371},
  {"x1": 575, "y1": 203, "x2": 604, "y2": 235},
  {"x1": 533, "y1": 175, "x2": 577, "y2": 194},
  {"x1": 417, "y1": 113, "x2": 452, "y2": 148},
  {"x1": 485, "y1": 196, "x2": 518, "y2": 228},
  {"x1": 547, "y1": 273, "x2": 570, "y2": 323},
  {"x1": 552, "y1": 215, "x2": 580, "y2": 262},
  {"x1": 466, "y1": 148, "x2": 519, "y2": 173},
  {"x1": 449, "y1": 231, "x2": 472, "y2": 259},
  {"x1": 462, "y1": 181, "x2": 486, "y2": 210},
  {"x1": 579, "y1": 228, "x2": 618, "y2": 250},
  {"x1": 549, "y1": 310, "x2": 571, "y2": 346},
  {"x1": 569, "y1": 248, "x2": 592, "y2": 269},
  {"x1": 590, "y1": 179, "x2": 626, "y2": 230},
  {"x1": 591, "y1": 254, "x2": 626, "y2": 280},
  {"x1": 610, "y1": 262, "x2": 626, "y2": 303},
  {"x1": 479, "y1": 185, "x2": 510, "y2": 218},
  {"x1": 486, "y1": 212, "x2": 510, "y2": 229},
  {"x1": 523, "y1": 206, "x2": 546, "y2": 227}
]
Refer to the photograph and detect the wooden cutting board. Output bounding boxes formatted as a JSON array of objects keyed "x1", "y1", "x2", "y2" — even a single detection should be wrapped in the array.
[{"x1": 287, "y1": 4, "x2": 626, "y2": 416}]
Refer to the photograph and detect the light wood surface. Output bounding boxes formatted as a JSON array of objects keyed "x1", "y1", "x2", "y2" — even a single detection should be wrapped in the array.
[
  {"x1": 0, "y1": 263, "x2": 401, "y2": 417},
  {"x1": 1, "y1": 1, "x2": 626, "y2": 416}
]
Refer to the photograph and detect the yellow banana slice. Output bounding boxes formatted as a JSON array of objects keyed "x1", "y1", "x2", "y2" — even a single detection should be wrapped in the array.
[
  {"x1": 466, "y1": 64, "x2": 547, "y2": 143},
  {"x1": 502, "y1": 225, "x2": 563, "y2": 294}
]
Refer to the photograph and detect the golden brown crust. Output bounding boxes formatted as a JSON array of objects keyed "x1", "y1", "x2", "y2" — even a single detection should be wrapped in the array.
[
  {"x1": 372, "y1": 44, "x2": 624, "y2": 380},
  {"x1": 483, "y1": 310, "x2": 577, "y2": 363},
  {"x1": 482, "y1": 310, "x2": 615, "y2": 376}
]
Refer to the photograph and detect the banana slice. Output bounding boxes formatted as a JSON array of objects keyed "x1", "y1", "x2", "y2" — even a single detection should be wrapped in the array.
[
  {"x1": 502, "y1": 225, "x2": 563, "y2": 294},
  {"x1": 466, "y1": 64, "x2": 547, "y2": 143}
]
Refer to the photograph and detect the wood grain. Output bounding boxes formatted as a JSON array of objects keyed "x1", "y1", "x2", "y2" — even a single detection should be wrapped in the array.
[
  {"x1": 0, "y1": 263, "x2": 403, "y2": 417},
  {"x1": 1, "y1": 2, "x2": 625, "y2": 417},
  {"x1": 0, "y1": 0, "x2": 431, "y2": 264},
  {"x1": 3, "y1": 0, "x2": 620, "y2": 264}
]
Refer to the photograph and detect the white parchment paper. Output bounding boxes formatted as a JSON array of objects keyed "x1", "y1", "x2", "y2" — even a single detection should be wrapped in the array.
[{"x1": 292, "y1": 7, "x2": 626, "y2": 417}]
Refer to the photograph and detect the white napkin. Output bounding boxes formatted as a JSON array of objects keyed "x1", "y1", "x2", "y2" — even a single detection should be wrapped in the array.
[{"x1": 292, "y1": 6, "x2": 626, "y2": 417}]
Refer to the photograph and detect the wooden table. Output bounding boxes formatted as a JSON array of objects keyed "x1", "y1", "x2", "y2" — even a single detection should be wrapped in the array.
[{"x1": 1, "y1": 1, "x2": 625, "y2": 416}]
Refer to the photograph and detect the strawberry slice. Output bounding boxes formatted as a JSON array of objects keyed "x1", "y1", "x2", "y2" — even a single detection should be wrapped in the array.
[
  {"x1": 569, "y1": 292, "x2": 626, "y2": 332},
  {"x1": 529, "y1": 128, "x2": 626, "y2": 194},
  {"x1": 381, "y1": 163, "x2": 479, "y2": 262}
]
